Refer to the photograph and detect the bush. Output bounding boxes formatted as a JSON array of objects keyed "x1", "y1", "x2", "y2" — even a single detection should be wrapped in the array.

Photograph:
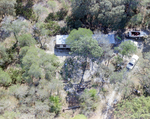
[
  {"x1": 0, "y1": 44, "x2": 9, "y2": 67},
  {"x1": 45, "y1": 8, "x2": 68, "y2": 22},
  {"x1": 7, "y1": 68, "x2": 23, "y2": 84},
  {"x1": 60, "y1": 26, "x2": 70, "y2": 34},
  {"x1": 45, "y1": 13, "x2": 57, "y2": 22},
  {"x1": 79, "y1": 89, "x2": 99, "y2": 117},
  {"x1": 15, "y1": 1, "x2": 34, "y2": 20},
  {"x1": 45, "y1": 20, "x2": 60, "y2": 36},
  {"x1": 0, "y1": 68, "x2": 12, "y2": 86},
  {"x1": 56, "y1": 8, "x2": 68, "y2": 20},
  {"x1": 115, "y1": 96, "x2": 150, "y2": 119},
  {"x1": 18, "y1": 33, "x2": 36, "y2": 47},
  {"x1": 49, "y1": 96, "x2": 61, "y2": 115}
]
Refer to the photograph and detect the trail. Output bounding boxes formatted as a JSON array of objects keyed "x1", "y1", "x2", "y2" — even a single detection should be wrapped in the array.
[{"x1": 103, "y1": 90, "x2": 116, "y2": 119}]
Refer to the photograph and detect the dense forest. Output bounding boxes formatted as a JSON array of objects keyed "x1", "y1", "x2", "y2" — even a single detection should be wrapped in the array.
[{"x1": 0, "y1": 0, "x2": 150, "y2": 119}]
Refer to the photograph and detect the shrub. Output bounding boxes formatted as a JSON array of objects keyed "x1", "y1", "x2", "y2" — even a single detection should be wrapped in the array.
[
  {"x1": 18, "y1": 33, "x2": 36, "y2": 47},
  {"x1": 49, "y1": 96, "x2": 61, "y2": 115},
  {"x1": 60, "y1": 26, "x2": 70, "y2": 35},
  {"x1": 45, "y1": 20, "x2": 60, "y2": 36},
  {"x1": 0, "y1": 44, "x2": 9, "y2": 67},
  {"x1": 7, "y1": 68, "x2": 23, "y2": 84},
  {"x1": 45, "y1": 8, "x2": 68, "y2": 22},
  {"x1": 79, "y1": 89, "x2": 99, "y2": 117},
  {"x1": 56, "y1": 8, "x2": 68, "y2": 20},
  {"x1": 0, "y1": 68, "x2": 12, "y2": 86},
  {"x1": 45, "y1": 13, "x2": 57, "y2": 22},
  {"x1": 15, "y1": 1, "x2": 34, "y2": 20}
]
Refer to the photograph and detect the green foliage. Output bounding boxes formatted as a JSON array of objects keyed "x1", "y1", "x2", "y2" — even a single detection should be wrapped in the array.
[
  {"x1": 45, "y1": 20, "x2": 60, "y2": 36},
  {"x1": 0, "y1": 44, "x2": 9, "y2": 66},
  {"x1": 66, "y1": 28, "x2": 93, "y2": 44},
  {"x1": 110, "y1": 70, "x2": 124, "y2": 84},
  {"x1": 1, "y1": 16, "x2": 28, "y2": 43},
  {"x1": 45, "y1": 8, "x2": 68, "y2": 22},
  {"x1": 79, "y1": 89, "x2": 99, "y2": 117},
  {"x1": 33, "y1": 4, "x2": 48, "y2": 21},
  {"x1": 71, "y1": 114, "x2": 87, "y2": 119},
  {"x1": 115, "y1": 96, "x2": 150, "y2": 119},
  {"x1": 0, "y1": 68, "x2": 12, "y2": 86},
  {"x1": 1, "y1": 111, "x2": 20, "y2": 119},
  {"x1": 22, "y1": 46, "x2": 59, "y2": 83},
  {"x1": 70, "y1": 0, "x2": 129, "y2": 30},
  {"x1": 115, "y1": 40, "x2": 137, "y2": 57},
  {"x1": 70, "y1": 36, "x2": 103, "y2": 60},
  {"x1": 112, "y1": 56, "x2": 123, "y2": 71},
  {"x1": 47, "y1": 0, "x2": 56, "y2": 12},
  {"x1": 49, "y1": 96, "x2": 61, "y2": 115},
  {"x1": 128, "y1": 13, "x2": 143, "y2": 27},
  {"x1": 0, "y1": 0, "x2": 16, "y2": 18},
  {"x1": 18, "y1": 33, "x2": 36, "y2": 47},
  {"x1": 7, "y1": 68, "x2": 23, "y2": 84},
  {"x1": 19, "y1": 46, "x2": 29, "y2": 60},
  {"x1": 15, "y1": 1, "x2": 34, "y2": 20}
]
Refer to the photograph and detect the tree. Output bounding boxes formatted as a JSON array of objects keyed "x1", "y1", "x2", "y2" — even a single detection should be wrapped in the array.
[
  {"x1": 70, "y1": 36, "x2": 103, "y2": 59},
  {"x1": 67, "y1": 28, "x2": 103, "y2": 83},
  {"x1": 49, "y1": 96, "x2": 61, "y2": 115},
  {"x1": 115, "y1": 40, "x2": 137, "y2": 57},
  {"x1": 22, "y1": 46, "x2": 59, "y2": 83},
  {"x1": 0, "y1": 0, "x2": 16, "y2": 19},
  {"x1": 66, "y1": 28, "x2": 93, "y2": 44},
  {"x1": 33, "y1": 4, "x2": 48, "y2": 22},
  {"x1": 114, "y1": 96, "x2": 150, "y2": 119},
  {"x1": 0, "y1": 44, "x2": 9, "y2": 66},
  {"x1": 0, "y1": 68, "x2": 12, "y2": 86},
  {"x1": 1, "y1": 16, "x2": 28, "y2": 45},
  {"x1": 70, "y1": 0, "x2": 128, "y2": 30},
  {"x1": 18, "y1": 33, "x2": 36, "y2": 47},
  {"x1": 47, "y1": 0, "x2": 56, "y2": 13},
  {"x1": 34, "y1": 22, "x2": 49, "y2": 49}
]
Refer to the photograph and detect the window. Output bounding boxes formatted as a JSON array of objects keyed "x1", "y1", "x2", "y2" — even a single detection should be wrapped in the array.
[
  {"x1": 57, "y1": 45, "x2": 60, "y2": 47},
  {"x1": 63, "y1": 45, "x2": 66, "y2": 47}
]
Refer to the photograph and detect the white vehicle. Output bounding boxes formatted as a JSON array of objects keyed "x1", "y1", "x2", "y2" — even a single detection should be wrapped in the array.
[
  {"x1": 126, "y1": 55, "x2": 139, "y2": 70},
  {"x1": 128, "y1": 31, "x2": 148, "y2": 38}
]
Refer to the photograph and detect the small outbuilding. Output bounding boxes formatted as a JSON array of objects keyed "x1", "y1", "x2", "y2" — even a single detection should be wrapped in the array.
[{"x1": 55, "y1": 35, "x2": 70, "y2": 48}]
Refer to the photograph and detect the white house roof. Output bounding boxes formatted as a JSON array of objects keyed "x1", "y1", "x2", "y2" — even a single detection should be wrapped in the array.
[
  {"x1": 56, "y1": 35, "x2": 69, "y2": 45},
  {"x1": 56, "y1": 33, "x2": 115, "y2": 45}
]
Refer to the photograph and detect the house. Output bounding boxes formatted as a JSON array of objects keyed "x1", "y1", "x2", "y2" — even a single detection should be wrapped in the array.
[
  {"x1": 55, "y1": 35, "x2": 70, "y2": 48},
  {"x1": 55, "y1": 33, "x2": 115, "y2": 49}
]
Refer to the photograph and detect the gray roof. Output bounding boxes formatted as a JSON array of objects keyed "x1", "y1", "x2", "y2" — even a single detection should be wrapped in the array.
[
  {"x1": 92, "y1": 33, "x2": 115, "y2": 44},
  {"x1": 56, "y1": 35, "x2": 69, "y2": 45},
  {"x1": 56, "y1": 33, "x2": 115, "y2": 45}
]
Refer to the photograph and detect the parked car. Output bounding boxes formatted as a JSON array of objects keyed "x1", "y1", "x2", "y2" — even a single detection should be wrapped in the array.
[
  {"x1": 128, "y1": 31, "x2": 148, "y2": 38},
  {"x1": 126, "y1": 55, "x2": 139, "y2": 70}
]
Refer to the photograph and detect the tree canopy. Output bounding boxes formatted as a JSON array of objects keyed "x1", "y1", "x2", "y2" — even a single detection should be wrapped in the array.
[
  {"x1": 70, "y1": 36, "x2": 103, "y2": 60},
  {"x1": 66, "y1": 28, "x2": 93, "y2": 44},
  {"x1": 0, "y1": 68, "x2": 12, "y2": 86},
  {"x1": 22, "y1": 46, "x2": 59, "y2": 83},
  {"x1": 115, "y1": 96, "x2": 150, "y2": 119},
  {"x1": 115, "y1": 40, "x2": 137, "y2": 57}
]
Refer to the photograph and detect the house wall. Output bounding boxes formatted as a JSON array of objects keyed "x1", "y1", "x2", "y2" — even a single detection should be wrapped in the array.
[{"x1": 56, "y1": 44, "x2": 70, "y2": 48}]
